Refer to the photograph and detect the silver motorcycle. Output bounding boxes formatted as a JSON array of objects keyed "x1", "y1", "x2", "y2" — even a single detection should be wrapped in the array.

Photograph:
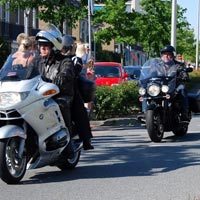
[{"x1": 0, "y1": 55, "x2": 82, "y2": 184}]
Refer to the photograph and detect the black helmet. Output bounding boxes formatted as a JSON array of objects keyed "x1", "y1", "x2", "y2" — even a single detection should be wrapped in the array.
[
  {"x1": 160, "y1": 45, "x2": 176, "y2": 56},
  {"x1": 61, "y1": 35, "x2": 76, "y2": 54},
  {"x1": 62, "y1": 35, "x2": 75, "y2": 48}
]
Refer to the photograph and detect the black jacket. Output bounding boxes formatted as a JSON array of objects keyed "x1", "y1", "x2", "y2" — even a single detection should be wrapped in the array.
[{"x1": 39, "y1": 51, "x2": 75, "y2": 96}]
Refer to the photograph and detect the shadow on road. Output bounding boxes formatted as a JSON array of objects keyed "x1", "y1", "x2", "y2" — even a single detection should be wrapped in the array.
[{"x1": 21, "y1": 128, "x2": 200, "y2": 185}]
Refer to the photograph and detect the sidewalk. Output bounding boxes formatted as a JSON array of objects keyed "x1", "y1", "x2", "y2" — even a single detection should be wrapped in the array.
[{"x1": 90, "y1": 115, "x2": 141, "y2": 127}]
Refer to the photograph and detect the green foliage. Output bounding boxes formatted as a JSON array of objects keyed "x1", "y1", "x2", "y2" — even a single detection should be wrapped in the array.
[
  {"x1": 93, "y1": 81, "x2": 140, "y2": 120},
  {"x1": 0, "y1": 37, "x2": 10, "y2": 68},
  {"x1": 135, "y1": 0, "x2": 172, "y2": 57},
  {"x1": 0, "y1": 0, "x2": 196, "y2": 63},
  {"x1": 134, "y1": 0, "x2": 195, "y2": 58},
  {"x1": 93, "y1": 0, "x2": 196, "y2": 61},
  {"x1": 176, "y1": 28, "x2": 196, "y2": 63},
  {"x1": 93, "y1": 0, "x2": 140, "y2": 45},
  {"x1": 0, "y1": 0, "x2": 87, "y2": 29}
]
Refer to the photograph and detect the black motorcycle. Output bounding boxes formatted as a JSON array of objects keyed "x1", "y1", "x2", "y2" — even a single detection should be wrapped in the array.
[{"x1": 138, "y1": 58, "x2": 193, "y2": 142}]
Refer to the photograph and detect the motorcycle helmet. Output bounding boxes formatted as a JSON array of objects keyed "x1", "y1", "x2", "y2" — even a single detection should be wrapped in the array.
[
  {"x1": 36, "y1": 24, "x2": 63, "y2": 50},
  {"x1": 62, "y1": 35, "x2": 75, "y2": 53},
  {"x1": 160, "y1": 45, "x2": 176, "y2": 57}
]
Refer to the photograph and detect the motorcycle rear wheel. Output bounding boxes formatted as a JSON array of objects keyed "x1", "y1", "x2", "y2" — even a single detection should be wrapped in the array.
[
  {"x1": 57, "y1": 150, "x2": 81, "y2": 170},
  {"x1": 0, "y1": 137, "x2": 27, "y2": 184},
  {"x1": 172, "y1": 112, "x2": 190, "y2": 136},
  {"x1": 146, "y1": 110, "x2": 164, "y2": 142},
  {"x1": 173, "y1": 124, "x2": 188, "y2": 136},
  {"x1": 172, "y1": 119, "x2": 189, "y2": 136}
]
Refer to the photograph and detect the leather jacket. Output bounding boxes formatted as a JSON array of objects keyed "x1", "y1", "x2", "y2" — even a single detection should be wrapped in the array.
[{"x1": 39, "y1": 51, "x2": 75, "y2": 97}]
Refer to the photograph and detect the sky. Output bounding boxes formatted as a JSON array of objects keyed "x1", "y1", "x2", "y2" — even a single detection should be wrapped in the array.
[{"x1": 178, "y1": 0, "x2": 199, "y2": 38}]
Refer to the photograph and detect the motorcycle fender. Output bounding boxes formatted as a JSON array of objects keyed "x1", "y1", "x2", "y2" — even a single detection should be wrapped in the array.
[{"x1": 0, "y1": 125, "x2": 26, "y2": 139}]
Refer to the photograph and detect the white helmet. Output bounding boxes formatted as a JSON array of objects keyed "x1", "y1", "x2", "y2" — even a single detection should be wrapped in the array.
[{"x1": 36, "y1": 24, "x2": 63, "y2": 50}]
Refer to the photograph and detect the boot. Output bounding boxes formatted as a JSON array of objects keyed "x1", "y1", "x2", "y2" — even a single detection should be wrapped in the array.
[{"x1": 83, "y1": 139, "x2": 94, "y2": 150}]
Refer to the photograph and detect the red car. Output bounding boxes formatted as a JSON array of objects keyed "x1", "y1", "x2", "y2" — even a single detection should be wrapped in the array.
[{"x1": 94, "y1": 62, "x2": 128, "y2": 86}]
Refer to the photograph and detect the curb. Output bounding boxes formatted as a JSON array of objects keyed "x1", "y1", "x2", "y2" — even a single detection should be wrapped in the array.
[{"x1": 90, "y1": 116, "x2": 141, "y2": 127}]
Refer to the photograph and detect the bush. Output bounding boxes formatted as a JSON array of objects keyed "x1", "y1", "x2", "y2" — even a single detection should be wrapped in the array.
[
  {"x1": 186, "y1": 69, "x2": 200, "y2": 90},
  {"x1": 93, "y1": 81, "x2": 140, "y2": 120}
]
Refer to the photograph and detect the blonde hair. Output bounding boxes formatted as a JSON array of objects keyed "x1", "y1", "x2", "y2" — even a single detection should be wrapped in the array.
[
  {"x1": 29, "y1": 36, "x2": 38, "y2": 50},
  {"x1": 18, "y1": 38, "x2": 32, "y2": 52},
  {"x1": 16, "y1": 33, "x2": 28, "y2": 45},
  {"x1": 76, "y1": 43, "x2": 86, "y2": 58}
]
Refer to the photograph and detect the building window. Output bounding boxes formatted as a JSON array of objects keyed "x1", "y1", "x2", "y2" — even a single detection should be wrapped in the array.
[
  {"x1": 5, "y1": 3, "x2": 10, "y2": 22},
  {"x1": 16, "y1": 8, "x2": 20, "y2": 24},
  {"x1": 0, "y1": 5, "x2": 6, "y2": 21},
  {"x1": 0, "y1": 6, "x2": 2, "y2": 20},
  {"x1": 80, "y1": 20, "x2": 88, "y2": 42}
]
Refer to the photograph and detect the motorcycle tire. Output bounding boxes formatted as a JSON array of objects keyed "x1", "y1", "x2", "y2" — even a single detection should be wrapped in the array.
[
  {"x1": 0, "y1": 137, "x2": 27, "y2": 184},
  {"x1": 172, "y1": 124, "x2": 188, "y2": 136},
  {"x1": 57, "y1": 150, "x2": 81, "y2": 170},
  {"x1": 146, "y1": 110, "x2": 164, "y2": 142},
  {"x1": 172, "y1": 111, "x2": 190, "y2": 136},
  {"x1": 172, "y1": 121, "x2": 189, "y2": 136}
]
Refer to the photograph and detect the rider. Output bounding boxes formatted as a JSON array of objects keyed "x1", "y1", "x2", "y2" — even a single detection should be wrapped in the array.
[
  {"x1": 36, "y1": 24, "x2": 75, "y2": 157},
  {"x1": 160, "y1": 45, "x2": 190, "y2": 122},
  {"x1": 61, "y1": 34, "x2": 94, "y2": 150}
]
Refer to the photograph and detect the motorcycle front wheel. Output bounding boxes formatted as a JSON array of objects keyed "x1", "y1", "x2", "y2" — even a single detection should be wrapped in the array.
[
  {"x1": 0, "y1": 137, "x2": 27, "y2": 184},
  {"x1": 146, "y1": 110, "x2": 164, "y2": 142}
]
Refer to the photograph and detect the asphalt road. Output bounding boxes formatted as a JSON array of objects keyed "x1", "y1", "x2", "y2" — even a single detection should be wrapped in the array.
[{"x1": 1, "y1": 115, "x2": 200, "y2": 200}]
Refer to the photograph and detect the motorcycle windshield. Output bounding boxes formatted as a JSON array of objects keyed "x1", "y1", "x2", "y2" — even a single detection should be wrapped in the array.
[
  {"x1": 0, "y1": 54, "x2": 40, "y2": 81},
  {"x1": 139, "y1": 58, "x2": 177, "y2": 91}
]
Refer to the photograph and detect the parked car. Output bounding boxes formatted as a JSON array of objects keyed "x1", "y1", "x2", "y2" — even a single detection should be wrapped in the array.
[
  {"x1": 94, "y1": 62, "x2": 128, "y2": 86},
  {"x1": 124, "y1": 65, "x2": 141, "y2": 81}
]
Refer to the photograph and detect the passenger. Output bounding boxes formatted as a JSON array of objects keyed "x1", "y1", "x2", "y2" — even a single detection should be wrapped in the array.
[
  {"x1": 61, "y1": 35, "x2": 94, "y2": 150},
  {"x1": 76, "y1": 42, "x2": 95, "y2": 116}
]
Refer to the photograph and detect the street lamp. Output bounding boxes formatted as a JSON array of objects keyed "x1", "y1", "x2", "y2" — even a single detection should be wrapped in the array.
[
  {"x1": 195, "y1": 0, "x2": 200, "y2": 70},
  {"x1": 171, "y1": 0, "x2": 177, "y2": 49},
  {"x1": 88, "y1": 0, "x2": 93, "y2": 59},
  {"x1": 24, "y1": 8, "x2": 31, "y2": 35}
]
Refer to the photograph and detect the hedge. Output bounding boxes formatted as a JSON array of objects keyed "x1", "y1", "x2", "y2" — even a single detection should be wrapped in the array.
[{"x1": 93, "y1": 81, "x2": 140, "y2": 120}]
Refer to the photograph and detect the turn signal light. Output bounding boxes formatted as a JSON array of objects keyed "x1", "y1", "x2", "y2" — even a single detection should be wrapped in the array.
[{"x1": 42, "y1": 89, "x2": 57, "y2": 96}]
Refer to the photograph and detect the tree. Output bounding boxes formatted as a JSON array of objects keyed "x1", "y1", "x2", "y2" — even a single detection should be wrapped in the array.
[
  {"x1": 176, "y1": 6, "x2": 196, "y2": 62},
  {"x1": 93, "y1": 0, "x2": 195, "y2": 61},
  {"x1": 0, "y1": 0, "x2": 87, "y2": 31},
  {"x1": 93, "y1": 0, "x2": 140, "y2": 45},
  {"x1": 93, "y1": 0, "x2": 140, "y2": 63},
  {"x1": 135, "y1": 0, "x2": 196, "y2": 59}
]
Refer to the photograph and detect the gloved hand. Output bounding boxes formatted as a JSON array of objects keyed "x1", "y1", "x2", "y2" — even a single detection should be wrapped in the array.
[
  {"x1": 53, "y1": 73, "x2": 66, "y2": 86},
  {"x1": 179, "y1": 71, "x2": 189, "y2": 81}
]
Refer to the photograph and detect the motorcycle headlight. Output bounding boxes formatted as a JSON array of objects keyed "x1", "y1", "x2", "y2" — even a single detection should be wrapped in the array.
[
  {"x1": 161, "y1": 85, "x2": 169, "y2": 93},
  {"x1": 147, "y1": 84, "x2": 160, "y2": 96},
  {"x1": 139, "y1": 87, "x2": 146, "y2": 95},
  {"x1": 0, "y1": 92, "x2": 29, "y2": 108}
]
